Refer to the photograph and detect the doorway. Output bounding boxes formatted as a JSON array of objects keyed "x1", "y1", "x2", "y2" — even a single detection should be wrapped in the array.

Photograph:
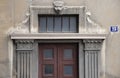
[{"x1": 39, "y1": 43, "x2": 78, "y2": 78}]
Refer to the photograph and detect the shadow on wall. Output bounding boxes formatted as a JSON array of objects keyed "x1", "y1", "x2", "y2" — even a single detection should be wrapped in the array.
[{"x1": 105, "y1": 72, "x2": 120, "y2": 78}]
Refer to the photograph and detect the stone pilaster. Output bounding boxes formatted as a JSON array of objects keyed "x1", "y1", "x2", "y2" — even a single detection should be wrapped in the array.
[
  {"x1": 15, "y1": 40, "x2": 34, "y2": 78},
  {"x1": 83, "y1": 39, "x2": 102, "y2": 78}
]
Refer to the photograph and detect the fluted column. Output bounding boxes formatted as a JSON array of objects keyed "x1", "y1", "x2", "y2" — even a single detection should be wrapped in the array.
[
  {"x1": 15, "y1": 40, "x2": 34, "y2": 78},
  {"x1": 83, "y1": 39, "x2": 102, "y2": 78}
]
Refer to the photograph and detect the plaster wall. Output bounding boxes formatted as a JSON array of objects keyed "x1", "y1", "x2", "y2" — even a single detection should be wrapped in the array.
[
  {"x1": 0, "y1": 0, "x2": 13, "y2": 78},
  {"x1": 85, "y1": 0, "x2": 120, "y2": 78}
]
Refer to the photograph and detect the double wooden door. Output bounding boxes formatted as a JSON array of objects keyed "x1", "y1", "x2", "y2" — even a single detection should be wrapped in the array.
[{"x1": 39, "y1": 44, "x2": 78, "y2": 78}]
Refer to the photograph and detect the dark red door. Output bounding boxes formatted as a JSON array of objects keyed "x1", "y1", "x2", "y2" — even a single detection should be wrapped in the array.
[{"x1": 39, "y1": 44, "x2": 78, "y2": 78}]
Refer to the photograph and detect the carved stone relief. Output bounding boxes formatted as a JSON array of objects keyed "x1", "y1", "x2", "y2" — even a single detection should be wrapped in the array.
[
  {"x1": 85, "y1": 12, "x2": 106, "y2": 34},
  {"x1": 7, "y1": 12, "x2": 30, "y2": 35},
  {"x1": 83, "y1": 39, "x2": 102, "y2": 51},
  {"x1": 15, "y1": 39, "x2": 34, "y2": 51},
  {"x1": 8, "y1": 3, "x2": 106, "y2": 35},
  {"x1": 53, "y1": 0, "x2": 65, "y2": 13}
]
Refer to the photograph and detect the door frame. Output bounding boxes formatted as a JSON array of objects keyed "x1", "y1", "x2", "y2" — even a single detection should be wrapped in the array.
[{"x1": 31, "y1": 40, "x2": 85, "y2": 78}]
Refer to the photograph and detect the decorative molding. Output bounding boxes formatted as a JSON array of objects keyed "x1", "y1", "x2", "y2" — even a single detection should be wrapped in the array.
[
  {"x1": 83, "y1": 39, "x2": 102, "y2": 43},
  {"x1": 8, "y1": 4, "x2": 107, "y2": 37},
  {"x1": 30, "y1": 5, "x2": 85, "y2": 9},
  {"x1": 15, "y1": 39, "x2": 34, "y2": 43},
  {"x1": 8, "y1": 0, "x2": 33, "y2": 35},
  {"x1": 15, "y1": 40, "x2": 34, "y2": 51},
  {"x1": 11, "y1": 33, "x2": 107, "y2": 39},
  {"x1": 83, "y1": 39, "x2": 102, "y2": 51},
  {"x1": 8, "y1": 12, "x2": 30, "y2": 35},
  {"x1": 53, "y1": 0, "x2": 65, "y2": 13},
  {"x1": 85, "y1": 12, "x2": 106, "y2": 34}
]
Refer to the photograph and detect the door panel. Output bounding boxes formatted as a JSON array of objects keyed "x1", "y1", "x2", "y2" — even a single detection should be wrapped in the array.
[
  {"x1": 39, "y1": 44, "x2": 57, "y2": 78},
  {"x1": 63, "y1": 49, "x2": 73, "y2": 59},
  {"x1": 39, "y1": 44, "x2": 78, "y2": 78},
  {"x1": 58, "y1": 44, "x2": 77, "y2": 78}
]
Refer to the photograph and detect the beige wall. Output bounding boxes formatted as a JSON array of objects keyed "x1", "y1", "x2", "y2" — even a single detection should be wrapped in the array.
[
  {"x1": 0, "y1": 0, "x2": 12, "y2": 78},
  {"x1": 85, "y1": 0, "x2": 120, "y2": 77},
  {"x1": 0, "y1": 0, "x2": 120, "y2": 78}
]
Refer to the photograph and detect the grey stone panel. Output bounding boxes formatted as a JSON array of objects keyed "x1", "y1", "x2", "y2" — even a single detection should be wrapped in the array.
[
  {"x1": 83, "y1": 39, "x2": 102, "y2": 78},
  {"x1": 15, "y1": 40, "x2": 34, "y2": 78}
]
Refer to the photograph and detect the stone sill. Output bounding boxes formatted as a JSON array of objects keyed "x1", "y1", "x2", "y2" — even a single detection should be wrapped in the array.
[{"x1": 10, "y1": 33, "x2": 107, "y2": 39}]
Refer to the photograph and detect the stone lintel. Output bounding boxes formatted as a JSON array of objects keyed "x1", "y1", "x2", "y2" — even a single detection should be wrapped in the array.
[{"x1": 11, "y1": 33, "x2": 107, "y2": 39}]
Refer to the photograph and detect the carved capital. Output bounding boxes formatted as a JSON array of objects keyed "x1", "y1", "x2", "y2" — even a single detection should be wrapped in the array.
[
  {"x1": 15, "y1": 40, "x2": 34, "y2": 51},
  {"x1": 83, "y1": 39, "x2": 102, "y2": 51}
]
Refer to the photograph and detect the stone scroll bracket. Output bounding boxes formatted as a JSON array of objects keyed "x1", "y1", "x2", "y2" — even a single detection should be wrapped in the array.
[
  {"x1": 15, "y1": 39, "x2": 34, "y2": 78},
  {"x1": 83, "y1": 39, "x2": 103, "y2": 78},
  {"x1": 85, "y1": 11, "x2": 106, "y2": 34}
]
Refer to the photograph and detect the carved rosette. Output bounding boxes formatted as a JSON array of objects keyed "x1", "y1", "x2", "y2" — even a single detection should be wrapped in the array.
[
  {"x1": 15, "y1": 39, "x2": 34, "y2": 51},
  {"x1": 83, "y1": 39, "x2": 102, "y2": 51}
]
